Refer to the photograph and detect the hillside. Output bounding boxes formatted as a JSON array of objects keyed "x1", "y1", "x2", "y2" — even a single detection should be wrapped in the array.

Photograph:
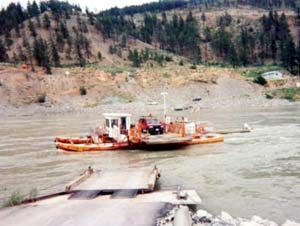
[
  {"x1": 1, "y1": 0, "x2": 300, "y2": 71},
  {"x1": 0, "y1": 0, "x2": 300, "y2": 110}
]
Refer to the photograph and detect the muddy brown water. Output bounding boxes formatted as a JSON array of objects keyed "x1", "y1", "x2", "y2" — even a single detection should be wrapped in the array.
[{"x1": 0, "y1": 105, "x2": 300, "y2": 223}]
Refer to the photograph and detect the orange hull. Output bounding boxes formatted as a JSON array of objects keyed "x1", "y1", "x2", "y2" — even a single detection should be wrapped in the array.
[
  {"x1": 56, "y1": 142, "x2": 129, "y2": 152},
  {"x1": 55, "y1": 135, "x2": 224, "y2": 152},
  {"x1": 188, "y1": 135, "x2": 224, "y2": 145},
  {"x1": 55, "y1": 137, "x2": 92, "y2": 144}
]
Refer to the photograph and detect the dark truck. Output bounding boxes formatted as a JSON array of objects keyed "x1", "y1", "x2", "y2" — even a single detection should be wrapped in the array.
[{"x1": 139, "y1": 116, "x2": 164, "y2": 135}]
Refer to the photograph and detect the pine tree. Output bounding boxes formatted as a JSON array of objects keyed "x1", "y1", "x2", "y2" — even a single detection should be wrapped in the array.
[
  {"x1": 258, "y1": 32, "x2": 266, "y2": 65},
  {"x1": 121, "y1": 34, "x2": 127, "y2": 48},
  {"x1": 128, "y1": 49, "x2": 141, "y2": 67},
  {"x1": 12, "y1": 52, "x2": 19, "y2": 65},
  {"x1": 4, "y1": 31, "x2": 13, "y2": 49},
  {"x1": 42, "y1": 14, "x2": 51, "y2": 30},
  {"x1": 86, "y1": 8, "x2": 95, "y2": 25},
  {"x1": 228, "y1": 44, "x2": 240, "y2": 67},
  {"x1": 295, "y1": 39, "x2": 300, "y2": 75},
  {"x1": 33, "y1": 37, "x2": 51, "y2": 74},
  {"x1": 109, "y1": 45, "x2": 117, "y2": 54},
  {"x1": 15, "y1": 24, "x2": 20, "y2": 38},
  {"x1": 33, "y1": 38, "x2": 42, "y2": 66},
  {"x1": 59, "y1": 22, "x2": 70, "y2": 39},
  {"x1": 81, "y1": 34, "x2": 91, "y2": 58},
  {"x1": 55, "y1": 30, "x2": 65, "y2": 52},
  {"x1": 66, "y1": 36, "x2": 73, "y2": 60},
  {"x1": 238, "y1": 27, "x2": 252, "y2": 66},
  {"x1": 28, "y1": 19, "x2": 37, "y2": 37},
  {"x1": 17, "y1": 45, "x2": 27, "y2": 62},
  {"x1": 41, "y1": 39, "x2": 51, "y2": 74},
  {"x1": 281, "y1": 37, "x2": 296, "y2": 73},
  {"x1": 77, "y1": 16, "x2": 88, "y2": 33},
  {"x1": 27, "y1": 0, "x2": 40, "y2": 17},
  {"x1": 40, "y1": 2, "x2": 47, "y2": 13},
  {"x1": 23, "y1": 39, "x2": 35, "y2": 71},
  {"x1": 203, "y1": 26, "x2": 211, "y2": 62},
  {"x1": 97, "y1": 51, "x2": 102, "y2": 61},
  {"x1": 128, "y1": 49, "x2": 134, "y2": 62},
  {"x1": 74, "y1": 33, "x2": 85, "y2": 67},
  {"x1": 201, "y1": 12, "x2": 206, "y2": 23},
  {"x1": 297, "y1": 7, "x2": 300, "y2": 27},
  {"x1": 49, "y1": 38, "x2": 60, "y2": 67},
  {"x1": 36, "y1": 15, "x2": 41, "y2": 28},
  {"x1": 0, "y1": 39, "x2": 9, "y2": 62}
]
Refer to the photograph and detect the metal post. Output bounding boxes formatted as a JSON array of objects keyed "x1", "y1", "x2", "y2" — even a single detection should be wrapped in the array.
[{"x1": 161, "y1": 92, "x2": 168, "y2": 119}]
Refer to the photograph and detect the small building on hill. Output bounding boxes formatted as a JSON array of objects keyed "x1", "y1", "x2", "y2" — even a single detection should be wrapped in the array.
[{"x1": 262, "y1": 71, "x2": 284, "y2": 80}]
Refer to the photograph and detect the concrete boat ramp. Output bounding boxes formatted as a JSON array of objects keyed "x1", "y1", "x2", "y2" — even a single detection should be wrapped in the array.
[{"x1": 0, "y1": 166, "x2": 201, "y2": 226}]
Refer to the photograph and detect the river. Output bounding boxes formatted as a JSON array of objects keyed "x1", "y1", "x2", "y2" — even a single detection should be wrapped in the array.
[{"x1": 0, "y1": 105, "x2": 299, "y2": 223}]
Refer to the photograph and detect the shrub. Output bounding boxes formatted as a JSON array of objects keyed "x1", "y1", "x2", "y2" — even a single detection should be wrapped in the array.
[
  {"x1": 265, "y1": 93, "x2": 273, "y2": 99},
  {"x1": 97, "y1": 51, "x2": 102, "y2": 61},
  {"x1": 254, "y1": 76, "x2": 267, "y2": 86},
  {"x1": 190, "y1": 64, "x2": 197, "y2": 70},
  {"x1": 28, "y1": 188, "x2": 38, "y2": 201},
  {"x1": 4, "y1": 191, "x2": 23, "y2": 207},
  {"x1": 269, "y1": 87, "x2": 300, "y2": 101},
  {"x1": 165, "y1": 55, "x2": 173, "y2": 62},
  {"x1": 36, "y1": 94, "x2": 46, "y2": 103},
  {"x1": 80, "y1": 86, "x2": 87, "y2": 95},
  {"x1": 179, "y1": 60, "x2": 184, "y2": 66},
  {"x1": 163, "y1": 72, "x2": 170, "y2": 78}
]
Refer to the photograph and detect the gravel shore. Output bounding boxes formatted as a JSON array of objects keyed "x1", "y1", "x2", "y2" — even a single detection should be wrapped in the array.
[{"x1": 0, "y1": 78, "x2": 298, "y2": 118}]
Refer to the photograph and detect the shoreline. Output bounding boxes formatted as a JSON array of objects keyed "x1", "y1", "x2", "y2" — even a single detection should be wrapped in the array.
[{"x1": 0, "y1": 96, "x2": 298, "y2": 118}]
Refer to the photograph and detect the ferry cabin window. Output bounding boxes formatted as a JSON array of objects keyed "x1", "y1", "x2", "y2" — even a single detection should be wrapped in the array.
[
  {"x1": 106, "y1": 119, "x2": 109, "y2": 128},
  {"x1": 121, "y1": 117, "x2": 126, "y2": 129},
  {"x1": 112, "y1": 119, "x2": 119, "y2": 127},
  {"x1": 120, "y1": 117, "x2": 127, "y2": 134}
]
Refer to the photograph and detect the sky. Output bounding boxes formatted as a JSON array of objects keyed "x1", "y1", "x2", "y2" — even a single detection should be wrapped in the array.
[{"x1": 0, "y1": 0, "x2": 157, "y2": 12}]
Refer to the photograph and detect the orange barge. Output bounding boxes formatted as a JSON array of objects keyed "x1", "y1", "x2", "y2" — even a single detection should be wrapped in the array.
[{"x1": 55, "y1": 113, "x2": 224, "y2": 152}]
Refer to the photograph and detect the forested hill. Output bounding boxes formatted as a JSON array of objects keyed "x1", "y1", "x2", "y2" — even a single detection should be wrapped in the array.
[{"x1": 0, "y1": 0, "x2": 300, "y2": 75}]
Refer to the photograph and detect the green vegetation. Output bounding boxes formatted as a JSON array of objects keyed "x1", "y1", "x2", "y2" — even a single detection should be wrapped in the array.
[
  {"x1": 87, "y1": 64, "x2": 136, "y2": 76},
  {"x1": 190, "y1": 64, "x2": 197, "y2": 70},
  {"x1": 0, "y1": 39, "x2": 8, "y2": 62},
  {"x1": 4, "y1": 191, "x2": 23, "y2": 207},
  {"x1": 254, "y1": 76, "x2": 268, "y2": 86},
  {"x1": 97, "y1": 51, "x2": 102, "y2": 61},
  {"x1": 128, "y1": 48, "x2": 175, "y2": 67},
  {"x1": 266, "y1": 87, "x2": 300, "y2": 101},
  {"x1": 163, "y1": 72, "x2": 170, "y2": 78}
]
